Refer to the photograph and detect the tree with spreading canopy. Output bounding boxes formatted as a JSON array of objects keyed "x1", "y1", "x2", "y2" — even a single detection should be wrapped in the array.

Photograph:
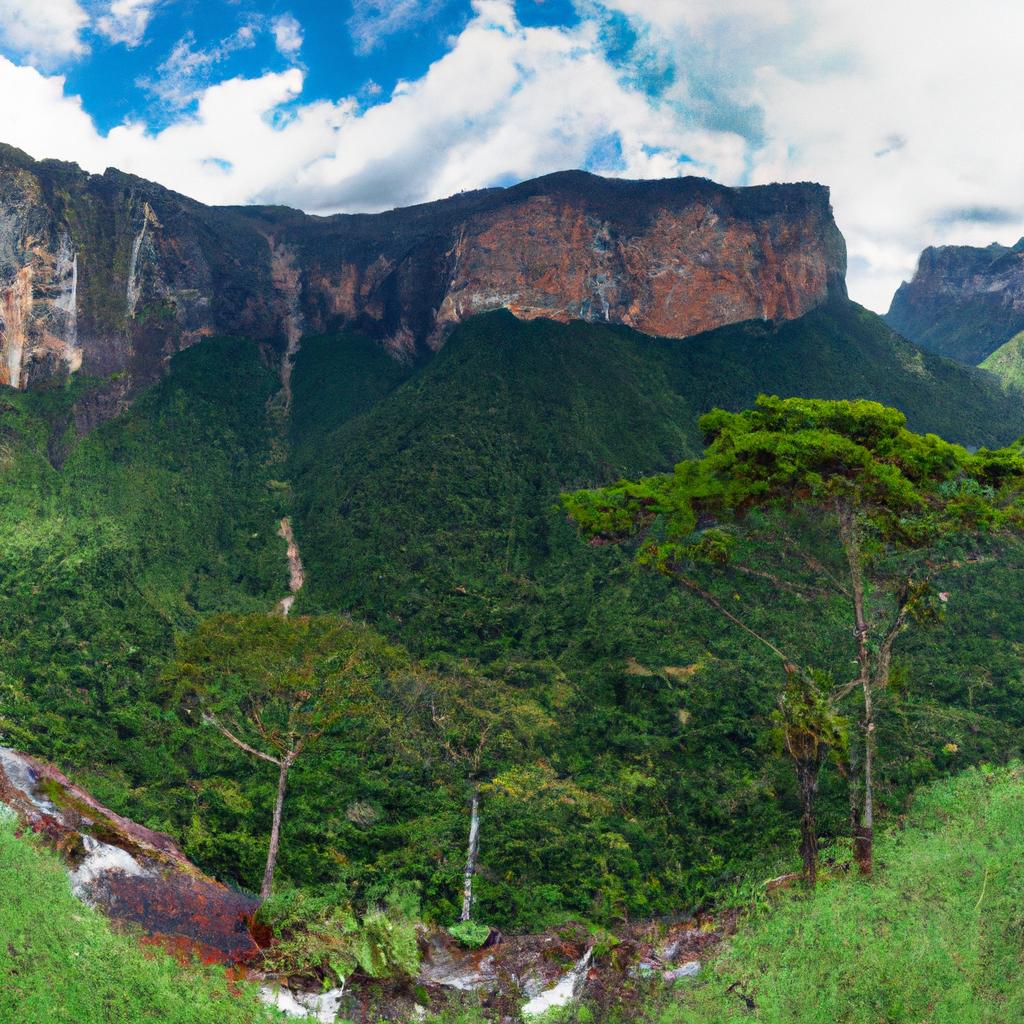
[
  {"x1": 164, "y1": 613, "x2": 403, "y2": 899},
  {"x1": 563, "y1": 396, "x2": 1024, "y2": 875}
]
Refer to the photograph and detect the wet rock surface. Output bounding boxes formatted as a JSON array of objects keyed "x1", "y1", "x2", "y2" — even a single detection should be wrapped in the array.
[{"x1": 0, "y1": 747, "x2": 260, "y2": 964}]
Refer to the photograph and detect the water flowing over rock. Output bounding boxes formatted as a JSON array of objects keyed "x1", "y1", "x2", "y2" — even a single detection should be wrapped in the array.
[
  {"x1": 0, "y1": 747, "x2": 260, "y2": 964},
  {"x1": 0, "y1": 144, "x2": 846, "y2": 428}
]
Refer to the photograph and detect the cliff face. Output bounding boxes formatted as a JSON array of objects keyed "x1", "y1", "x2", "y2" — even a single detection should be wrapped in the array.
[
  {"x1": 886, "y1": 241, "x2": 1024, "y2": 365},
  {"x1": 0, "y1": 145, "x2": 846, "y2": 420}
]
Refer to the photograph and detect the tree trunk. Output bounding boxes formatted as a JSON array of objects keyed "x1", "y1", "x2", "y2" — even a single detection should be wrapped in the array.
[
  {"x1": 260, "y1": 755, "x2": 292, "y2": 901},
  {"x1": 795, "y1": 757, "x2": 822, "y2": 886},
  {"x1": 460, "y1": 788, "x2": 481, "y2": 921},
  {"x1": 857, "y1": 679, "x2": 875, "y2": 875},
  {"x1": 837, "y1": 501, "x2": 874, "y2": 875}
]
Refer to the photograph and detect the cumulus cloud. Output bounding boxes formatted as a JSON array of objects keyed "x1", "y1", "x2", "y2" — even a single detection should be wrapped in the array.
[
  {"x1": 0, "y1": 1, "x2": 742, "y2": 213},
  {"x1": 271, "y1": 14, "x2": 304, "y2": 58},
  {"x1": 95, "y1": 0, "x2": 159, "y2": 47},
  {"x1": 0, "y1": 0, "x2": 88, "y2": 64},
  {"x1": 596, "y1": 0, "x2": 1024, "y2": 311}
]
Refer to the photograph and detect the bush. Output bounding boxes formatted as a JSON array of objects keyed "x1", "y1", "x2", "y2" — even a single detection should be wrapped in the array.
[{"x1": 447, "y1": 920, "x2": 491, "y2": 949}]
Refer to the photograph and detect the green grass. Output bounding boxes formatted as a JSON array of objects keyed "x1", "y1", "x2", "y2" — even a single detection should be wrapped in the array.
[
  {"x1": 0, "y1": 811, "x2": 282, "y2": 1023},
  {"x1": 662, "y1": 765, "x2": 1024, "y2": 1023}
]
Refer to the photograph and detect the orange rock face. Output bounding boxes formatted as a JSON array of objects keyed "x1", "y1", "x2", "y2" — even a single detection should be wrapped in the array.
[{"x1": 424, "y1": 193, "x2": 841, "y2": 347}]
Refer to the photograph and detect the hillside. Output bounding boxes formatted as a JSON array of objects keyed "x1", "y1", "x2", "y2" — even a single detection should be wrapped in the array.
[
  {"x1": 0, "y1": 298, "x2": 1022, "y2": 941},
  {"x1": 980, "y1": 330, "x2": 1024, "y2": 388}
]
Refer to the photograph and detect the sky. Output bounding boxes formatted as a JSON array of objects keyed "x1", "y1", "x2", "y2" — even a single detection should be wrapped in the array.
[{"x1": 0, "y1": 1, "x2": 1022, "y2": 313}]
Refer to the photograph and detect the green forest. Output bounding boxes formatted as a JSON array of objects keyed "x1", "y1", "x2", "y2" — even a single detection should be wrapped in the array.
[{"x1": 4, "y1": 301, "x2": 1024, "y2": 1019}]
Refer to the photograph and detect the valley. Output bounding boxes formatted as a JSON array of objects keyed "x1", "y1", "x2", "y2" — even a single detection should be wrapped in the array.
[{"x1": 2, "y1": 152, "x2": 1024, "y2": 1022}]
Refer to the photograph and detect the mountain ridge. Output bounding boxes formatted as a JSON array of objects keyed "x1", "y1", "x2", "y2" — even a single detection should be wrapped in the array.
[{"x1": 0, "y1": 143, "x2": 844, "y2": 427}]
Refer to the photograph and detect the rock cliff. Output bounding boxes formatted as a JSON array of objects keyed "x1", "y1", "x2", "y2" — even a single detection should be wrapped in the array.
[
  {"x1": 886, "y1": 241, "x2": 1024, "y2": 365},
  {"x1": 0, "y1": 143, "x2": 846, "y2": 422}
]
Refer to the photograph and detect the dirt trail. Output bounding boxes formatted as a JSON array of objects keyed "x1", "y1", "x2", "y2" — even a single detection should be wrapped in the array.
[{"x1": 276, "y1": 516, "x2": 305, "y2": 616}]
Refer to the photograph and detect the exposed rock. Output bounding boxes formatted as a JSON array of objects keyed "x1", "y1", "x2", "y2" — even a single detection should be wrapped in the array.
[
  {"x1": 0, "y1": 144, "x2": 846, "y2": 428},
  {"x1": 0, "y1": 747, "x2": 260, "y2": 964},
  {"x1": 886, "y1": 240, "x2": 1024, "y2": 364}
]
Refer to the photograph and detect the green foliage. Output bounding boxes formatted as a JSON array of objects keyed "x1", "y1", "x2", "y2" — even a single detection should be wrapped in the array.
[
  {"x1": 447, "y1": 920, "x2": 492, "y2": 949},
  {"x1": 165, "y1": 613, "x2": 405, "y2": 760},
  {"x1": 5, "y1": 305, "x2": 1024, "y2": 937},
  {"x1": 980, "y1": 329, "x2": 1024, "y2": 390},
  {"x1": 256, "y1": 885, "x2": 420, "y2": 985},
  {"x1": 0, "y1": 813, "x2": 282, "y2": 1023}
]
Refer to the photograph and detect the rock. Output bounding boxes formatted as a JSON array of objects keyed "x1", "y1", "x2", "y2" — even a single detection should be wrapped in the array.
[
  {"x1": 0, "y1": 747, "x2": 260, "y2": 964},
  {"x1": 663, "y1": 961, "x2": 701, "y2": 982},
  {"x1": 0, "y1": 144, "x2": 846, "y2": 429},
  {"x1": 886, "y1": 240, "x2": 1024, "y2": 364}
]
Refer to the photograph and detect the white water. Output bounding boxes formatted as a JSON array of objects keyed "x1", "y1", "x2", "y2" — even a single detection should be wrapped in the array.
[
  {"x1": 126, "y1": 204, "x2": 154, "y2": 318},
  {"x1": 521, "y1": 948, "x2": 593, "y2": 1017},
  {"x1": 259, "y1": 984, "x2": 346, "y2": 1022},
  {"x1": 69, "y1": 834, "x2": 149, "y2": 903}
]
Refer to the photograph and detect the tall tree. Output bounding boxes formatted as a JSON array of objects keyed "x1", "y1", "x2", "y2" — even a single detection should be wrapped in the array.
[
  {"x1": 165, "y1": 613, "x2": 401, "y2": 899},
  {"x1": 563, "y1": 396, "x2": 1024, "y2": 873}
]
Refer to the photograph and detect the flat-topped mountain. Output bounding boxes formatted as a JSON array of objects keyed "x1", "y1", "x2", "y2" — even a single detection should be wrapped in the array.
[
  {"x1": 0, "y1": 143, "x2": 845, "y2": 417},
  {"x1": 886, "y1": 240, "x2": 1024, "y2": 364}
]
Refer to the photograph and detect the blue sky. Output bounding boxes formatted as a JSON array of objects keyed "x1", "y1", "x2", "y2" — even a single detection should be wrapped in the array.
[
  {"x1": 1, "y1": 0, "x2": 1024, "y2": 312},
  {"x1": 65, "y1": 2, "x2": 585, "y2": 134}
]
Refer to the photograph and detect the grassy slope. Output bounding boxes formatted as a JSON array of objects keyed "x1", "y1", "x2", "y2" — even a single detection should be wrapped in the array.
[
  {"x1": 668, "y1": 765, "x2": 1024, "y2": 1024},
  {"x1": 0, "y1": 812, "x2": 281, "y2": 1024},
  {"x1": 980, "y1": 329, "x2": 1024, "y2": 389}
]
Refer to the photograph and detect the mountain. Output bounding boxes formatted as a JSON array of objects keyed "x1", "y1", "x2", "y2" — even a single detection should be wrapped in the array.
[
  {"x1": 0, "y1": 143, "x2": 844, "y2": 426},
  {"x1": 5, "y1": 152, "x2": 1024, "y2": 965},
  {"x1": 885, "y1": 240, "x2": 1024, "y2": 364}
]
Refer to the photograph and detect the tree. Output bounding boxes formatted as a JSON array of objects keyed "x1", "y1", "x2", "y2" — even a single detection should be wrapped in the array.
[
  {"x1": 563, "y1": 396, "x2": 1024, "y2": 873},
  {"x1": 385, "y1": 658, "x2": 557, "y2": 922},
  {"x1": 165, "y1": 613, "x2": 402, "y2": 899}
]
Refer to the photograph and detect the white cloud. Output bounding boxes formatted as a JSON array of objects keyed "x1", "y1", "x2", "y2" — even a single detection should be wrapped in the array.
[
  {"x1": 0, "y1": 0, "x2": 88, "y2": 64},
  {"x1": 271, "y1": 14, "x2": 303, "y2": 58},
  {"x1": 596, "y1": 0, "x2": 1024, "y2": 312},
  {"x1": 96, "y1": 0, "x2": 159, "y2": 48},
  {"x1": 140, "y1": 24, "x2": 260, "y2": 109},
  {"x1": 0, "y1": 0, "x2": 742, "y2": 216},
  {"x1": 347, "y1": 0, "x2": 449, "y2": 55}
]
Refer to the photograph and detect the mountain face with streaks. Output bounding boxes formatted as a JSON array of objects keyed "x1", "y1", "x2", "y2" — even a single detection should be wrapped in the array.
[
  {"x1": 0, "y1": 143, "x2": 846, "y2": 425},
  {"x1": 886, "y1": 240, "x2": 1024, "y2": 365}
]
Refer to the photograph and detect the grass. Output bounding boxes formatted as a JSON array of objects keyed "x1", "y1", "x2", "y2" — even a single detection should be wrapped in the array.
[
  {"x1": 658, "y1": 764, "x2": 1024, "y2": 1023},
  {"x1": 0, "y1": 811, "x2": 282, "y2": 1023}
]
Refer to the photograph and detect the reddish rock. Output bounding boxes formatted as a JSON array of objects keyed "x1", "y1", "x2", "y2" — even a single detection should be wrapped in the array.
[{"x1": 0, "y1": 747, "x2": 259, "y2": 965}]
